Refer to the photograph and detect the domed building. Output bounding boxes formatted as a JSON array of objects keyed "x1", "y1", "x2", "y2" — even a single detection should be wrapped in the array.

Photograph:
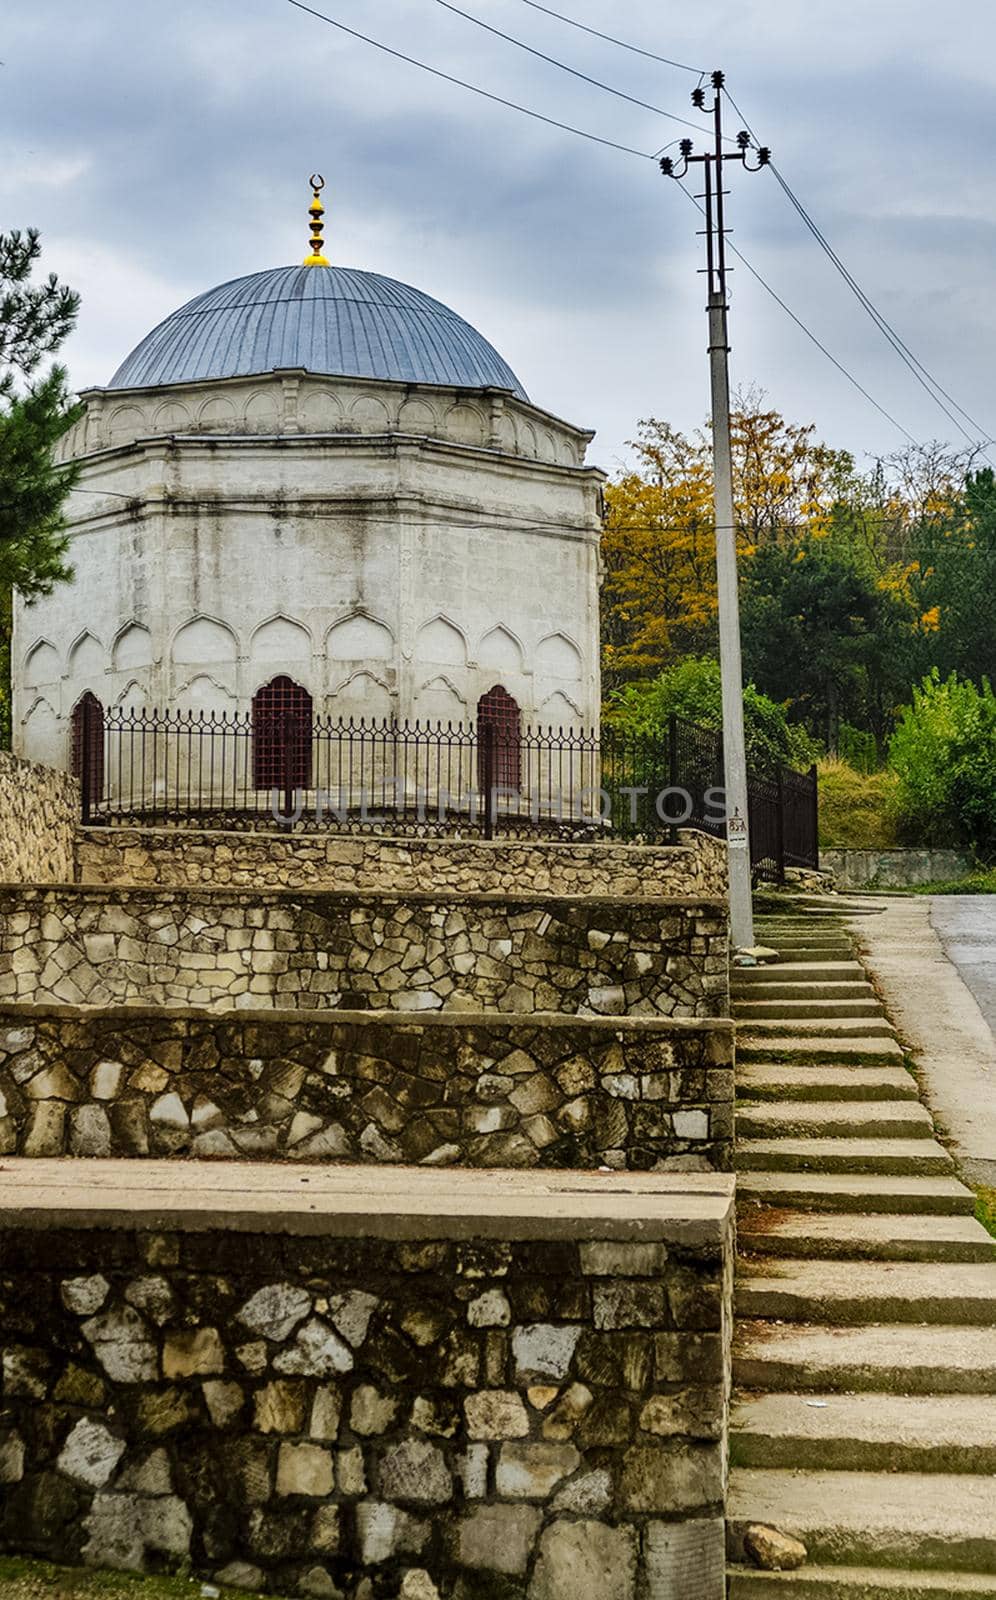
[{"x1": 13, "y1": 182, "x2": 605, "y2": 783}]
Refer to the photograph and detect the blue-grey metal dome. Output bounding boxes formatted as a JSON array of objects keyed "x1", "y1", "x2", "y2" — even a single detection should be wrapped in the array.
[{"x1": 108, "y1": 264, "x2": 528, "y2": 399}]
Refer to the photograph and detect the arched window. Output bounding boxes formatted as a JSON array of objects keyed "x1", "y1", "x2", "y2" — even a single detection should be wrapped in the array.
[
  {"x1": 252, "y1": 676, "x2": 313, "y2": 791},
  {"x1": 71, "y1": 691, "x2": 105, "y2": 811},
  {"x1": 478, "y1": 684, "x2": 521, "y2": 793}
]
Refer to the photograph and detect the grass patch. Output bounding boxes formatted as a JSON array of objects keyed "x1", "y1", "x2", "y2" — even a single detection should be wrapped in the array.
[
  {"x1": 0, "y1": 1559, "x2": 269, "y2": 1600},
  {"x1": 913, "y1": 868, "x2": 996, "y2": 895},
  {"x1": 817, "y1": 758, "x2": 900, "y2": 850},
  {"x1": 976, "y1": 1187, "x2": 996, "y2": 1240}
]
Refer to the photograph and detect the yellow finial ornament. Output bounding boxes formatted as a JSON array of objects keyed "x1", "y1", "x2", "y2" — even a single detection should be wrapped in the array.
[{"x1": 303, "y1": 173, "x2": 330, "y2": 267}]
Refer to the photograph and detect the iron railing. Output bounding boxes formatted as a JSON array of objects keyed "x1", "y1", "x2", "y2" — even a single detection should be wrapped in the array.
[
  {"x1": 748, "y1": 763, "x2": 820, "y2": 884},
  {"x1": 76, "y1": 699, "x2": 817, "y2": 875}
]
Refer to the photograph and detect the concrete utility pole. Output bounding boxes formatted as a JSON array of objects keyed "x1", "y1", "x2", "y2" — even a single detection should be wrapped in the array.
[{"x1": 661, "y1": 72, "x2": 770, "y2": 952}]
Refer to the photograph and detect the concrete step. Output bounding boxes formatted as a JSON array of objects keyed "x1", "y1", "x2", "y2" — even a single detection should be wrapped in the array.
[
  {"x1": 762, "y1": 940, "x2": 864, "y2": 953},
  {"x1": 757, "y1": 915, "x2": 850, "y2": 926},
  {"x1": 736, "y1": 1172, "x2": 976, "y2": 1216},
  {"x1": 786, "y1": 900, "x2": 886, "y2": 913},
  {"x1": 726, "y1": 1468, "x2": 996, "y2": 1572},
  {"x1": 735, "y1": 962, "x2": 868, "y2": 985},
  {"x1": 756, "y1": 922, "x2": 851, "y2": 934},
  {"x1": 740, "y1": 1018, "x2": 896, "y2": 1039},
  {"x1": 761, "y1": 937, "x2": 855, "y2": 949},
  {"x1": 744, "y1": 924, "x2": 852, "y2": 934},
  {"x1": 736, "y1": 1064, "x2": 919, "y2": 1102},
  {"x1": 762, "y1": 915, "x2": 851, "y2": 928},
  {"x1": 734, "y1": 1320, "x2": 996, "y2": 1394},
  {"x1": 755, "y1": 915, "x2": 851, "y2": 928},
  {"x1": 730, "y1": 1391, "x2": 996, "y2": 1473},
  {"x1": 727, "y1": 1564, "x2": 996, "y2": 1600},
  {"x1": 737, "y1": 1210, "x2": 996, "y2": 1264},
  {"x1": 736, "y1": 1259, "x2": 996, "y2": 1325},
  {"x1": 736, "y1": 1101, "x2": 934, "y2": 1142},
  {"x1": 753, "y1": 944, "x2": 851, "y2": 952},
  {"x1": 735, "y1": 999, "x2": 887, "y2": 1022},
  {"x1": 757, "y1": 917, "x2": 850, "y2": 928},
  {"x1": 738, "y1": 1036, "x2": 905, "y2": 1063},
  {"x1": 736, "y1": 1138, "x2": 954, "y2": 1176},
  {"x1": 732, "y1": 981, "x2": 879, "y2": 1002}
]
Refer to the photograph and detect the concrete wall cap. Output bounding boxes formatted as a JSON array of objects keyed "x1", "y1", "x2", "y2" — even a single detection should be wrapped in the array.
[{"x1": 0, "y1": 1158, "x2": 735, "y2": 1245}]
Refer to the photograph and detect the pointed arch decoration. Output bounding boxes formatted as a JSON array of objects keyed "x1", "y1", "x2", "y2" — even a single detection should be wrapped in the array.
[{"x1": 24, "y1": 639, "x2": 60, "y2": 687}]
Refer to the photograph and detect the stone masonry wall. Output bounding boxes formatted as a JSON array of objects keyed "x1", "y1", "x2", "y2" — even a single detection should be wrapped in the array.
[
  {"x1": 0, "y1": 1175, "x2": 734, "y2": 1599},
  {"x1": 76, "y1": 827, "x2": 729, "y2": 899},
  {"x1": 0, "y1": 887, "x2": 729, "y2": 1018},
  {"x1": 820, "y1": 846, "x2": 969, "y2": 890},
  {"x1": 0, "y1": 1006, "x2": 734, "y2": 1171},
  {"x1": 0, "y1": 750, "x2": 78, "y2": 885}
]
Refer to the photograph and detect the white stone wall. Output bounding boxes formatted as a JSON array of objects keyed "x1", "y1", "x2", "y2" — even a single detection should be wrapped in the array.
[
  {"x1": 15, "y1": 373, "x2": 603, "y2": 766},
  {"x1": 55, "y1": 370, "x2": 595, "y2": 469}
]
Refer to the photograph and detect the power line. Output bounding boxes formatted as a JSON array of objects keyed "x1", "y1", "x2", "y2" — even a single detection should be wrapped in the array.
[
  {"x1": 433, "y1": 0, "x2": 713, "y2": 136},
  {"x1": 720, "y1": 85, "x2": 992, "y2": 452},
  {"x1": 676, "y1": 185, "x2": 919, "y2": 445},
  {"x1": 770, "y1": 162, "x2": 991, "y2": 451},
  {"x1": 280, "y1": 0, "x2": 919, "y2": 444},
  {"x1": 511, "y1": 0, "x2": 704, "y2": 75},
  {"x1": 730, "y1": 239, "x2": 918, "y2": 446},
  {"x1": 282, "y1": 0, "x2": 657, "y2": 160},
  {"x1": 487, "y1": 8, "x2": 974, "y2": 450}
]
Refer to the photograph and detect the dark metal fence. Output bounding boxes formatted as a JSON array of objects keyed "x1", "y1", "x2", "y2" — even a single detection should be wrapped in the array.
[
  {"x1": 77, "y1": 699, "x2": 817, "y2": 877},
  {"x1": 747, "y1": 764, "x2": 821, "y2": 884}
]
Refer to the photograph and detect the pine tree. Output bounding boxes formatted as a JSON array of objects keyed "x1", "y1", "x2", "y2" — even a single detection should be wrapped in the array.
[{"x1": 0, "y1": 228, "x2": 81, "y2": 744}]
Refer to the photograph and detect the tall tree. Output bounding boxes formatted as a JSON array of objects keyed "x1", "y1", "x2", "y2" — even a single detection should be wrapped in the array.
[
  {"x1": 730, "y1": 387, "x2": 853, "y2": 551},
  {"x1": 0, "y1": 229, "x2": 81, "y2": 744},
  {"x1": 740, "y1": 537, "x2": 909, "y2": 751},
  {"x1": 911, "y1": 467, "x2": 996, "y2": 686},
  {"x1": 601, "y1": 422, "x2": 717, "y2": 685},
  {"x1": 601, "y1": 394, "x2": 851, "y2": 688}
]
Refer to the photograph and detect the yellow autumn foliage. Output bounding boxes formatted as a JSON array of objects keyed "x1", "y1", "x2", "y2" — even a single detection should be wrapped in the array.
[{"x1": 602, "y1": 398, "x2": 851, "y2": 682}]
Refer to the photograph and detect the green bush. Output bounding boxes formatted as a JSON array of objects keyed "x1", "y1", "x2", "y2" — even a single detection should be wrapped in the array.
[
  {"x1": 605, "y1": 655, "x2": 817, "y2": 775},
  {"x1": 888, "y1": 670, "x2": 996, "y2": 859},
  {"x1": 914, "y1": 868, "x2": 996, "y2": 895},
  {"x1": 817, "y1": 757, "x2": 899, "y2": 848},
  {"x1": 836, "y1": 721, "x2": 879, "y2": 775}
]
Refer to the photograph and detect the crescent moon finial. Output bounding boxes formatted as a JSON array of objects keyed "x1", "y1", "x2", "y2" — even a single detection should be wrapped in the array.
[{"x1": 303, "y1": 174, "x2": 330, "y2": 267}]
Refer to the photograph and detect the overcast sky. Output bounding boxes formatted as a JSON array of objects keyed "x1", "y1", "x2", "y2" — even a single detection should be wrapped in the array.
[{"x1": 3, "y1": 1, "x2": 995, "y2": 475}]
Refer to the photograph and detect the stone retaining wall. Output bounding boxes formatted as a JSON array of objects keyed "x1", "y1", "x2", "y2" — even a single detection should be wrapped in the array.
[
  {"x1": 0, "y1": 750, "x2": 78, "y2": 885},
  {"x1": 0, "y1": 1005, "x2": 734, "y2": 1171},
  {"x1": 76, "y1": 827, "x2": 728, "y2": 898},
  {"x1": 820, "y1": 847, "x2": 969, "y2": 889},
  {"x1": 0, "y1": 1164, "x2": 734, "y2": 1600},
  {"x1": 0, "y1": 887, "x2": 728, "y2": 1018}
]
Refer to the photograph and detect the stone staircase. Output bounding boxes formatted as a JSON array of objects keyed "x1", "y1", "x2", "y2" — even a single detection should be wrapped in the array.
[{"x1": 726, "y1": 908, "x2": 996, "y2": 1599}]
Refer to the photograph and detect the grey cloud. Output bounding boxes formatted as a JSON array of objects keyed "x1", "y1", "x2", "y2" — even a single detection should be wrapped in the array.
[{"x1": 3, "y1": 0, "x2": 995, "y2": 465}]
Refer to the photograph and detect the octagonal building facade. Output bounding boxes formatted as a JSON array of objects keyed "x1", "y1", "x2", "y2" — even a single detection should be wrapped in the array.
[{"x1": 14, "y1": 199, "x2": 605, "y2": 776}]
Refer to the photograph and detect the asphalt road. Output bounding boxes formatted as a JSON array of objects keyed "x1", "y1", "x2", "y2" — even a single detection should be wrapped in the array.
[{"x1": 931, "y1": 896, "x2": 996, "y2": 1039}]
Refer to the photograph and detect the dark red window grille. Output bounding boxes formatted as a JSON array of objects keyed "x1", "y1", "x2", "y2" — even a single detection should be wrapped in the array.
[
  {"x1": 71, "y1": 691, "x2": 105, "y2": 809},
  {"x1": 252, "y1": 676, "x2": 314, "y2": 791},
  {"x1": 478, "y1": 684, "x2": 521, "y2": 792}
]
